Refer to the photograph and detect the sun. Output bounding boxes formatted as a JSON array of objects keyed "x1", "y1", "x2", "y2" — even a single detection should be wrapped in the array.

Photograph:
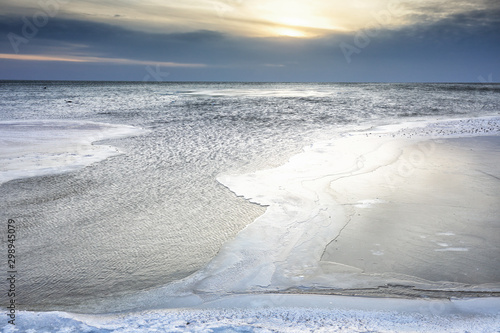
[
  {"x1": 275, "y1": 27, "x2": 307, "y2": 37},
  {"x1": 241, "y1": 1, "x2": 351, "y2": 37},
  {"x1": 252, "y1": 1, "x2": 327, "y2": 37}
]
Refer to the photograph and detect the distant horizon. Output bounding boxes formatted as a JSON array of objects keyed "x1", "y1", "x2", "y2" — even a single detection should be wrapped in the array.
[{"x1": 2, "y1": 79, "x2": 499, "y2": 84}]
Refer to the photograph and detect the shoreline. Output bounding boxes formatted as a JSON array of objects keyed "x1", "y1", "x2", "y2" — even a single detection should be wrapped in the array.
[
  {"x1": 8, "y1": 294, "x2": 500, "y2": 332},
  {"x1": 267, "y1": 286, "x2": 500, "y2": 300}
]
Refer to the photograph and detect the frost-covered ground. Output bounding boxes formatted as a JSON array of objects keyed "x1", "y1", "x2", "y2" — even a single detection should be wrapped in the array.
[{"x1": 5, "y1": 295, "x2": 500, "y2": 333}]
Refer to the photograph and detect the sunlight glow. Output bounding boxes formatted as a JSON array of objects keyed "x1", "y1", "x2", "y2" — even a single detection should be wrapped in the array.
[
  {"x1": 2, "y1": 0, "x2": 482, "y2": 38},
  {"x1": 274, "y1": 27, "x2": 307, "y2": 38}
]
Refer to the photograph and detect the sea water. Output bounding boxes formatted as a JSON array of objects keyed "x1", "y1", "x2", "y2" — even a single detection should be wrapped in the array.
[{"x1": 0, "y1": 82, "x2": 499, "y2": 330}]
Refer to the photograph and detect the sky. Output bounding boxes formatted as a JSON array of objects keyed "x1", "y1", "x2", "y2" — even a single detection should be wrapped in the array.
[{"x1": 0, "y1": 0, "x2": 499, "y2": 82}]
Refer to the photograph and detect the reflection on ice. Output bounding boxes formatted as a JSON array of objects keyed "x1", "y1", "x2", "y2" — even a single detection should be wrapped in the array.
[{"x1": 435, "y1": 248, "x2": 469, "y2": 252}]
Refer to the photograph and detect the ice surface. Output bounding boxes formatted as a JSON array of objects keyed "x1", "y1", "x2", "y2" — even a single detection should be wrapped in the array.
[
  {"x1": 85, "y1": 116, "x2": 500, "y2": 315},
  {"x1": 322, "y1": 134, "x2": 500, "y2": 284},
  {"x1": 209, "y1": 116, "x2": 500, "y2": 292},
  {"x1": 0, "y1": 120, "x2": 146, "y2": 184}
]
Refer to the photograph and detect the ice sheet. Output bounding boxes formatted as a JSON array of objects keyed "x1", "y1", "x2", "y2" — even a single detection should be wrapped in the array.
[
  {"x1": 0, "y1": 120, "x2": 146, "y2": 185},
  {"x1": 208, "y1": 116, "x2": 500, "y2": 292},
  {"x1": 321, "y1": 135, "x2": 500, "y2": 284}
]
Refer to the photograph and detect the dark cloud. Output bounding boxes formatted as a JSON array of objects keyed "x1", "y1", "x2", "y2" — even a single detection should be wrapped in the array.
[
  {"x1": 404, "y1": 7, "x2": 500, "y2": 40},
  {"x1": 334, "y1": 7, "x2": 500, "y2": 81}
]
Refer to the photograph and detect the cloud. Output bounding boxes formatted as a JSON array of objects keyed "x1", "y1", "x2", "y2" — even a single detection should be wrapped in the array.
[
  {"x1": 0, "y1": 53, "x2": 207, "y2": 67},
  {"x1": 3, "y1": 0, "x2": 497, "y2": 38},
  {"x1": 0, "y1": 4, "x2": 498, "y2": 82},
  {"x1": 0, "y1": 16, "x2": 319, "y2": 65}
]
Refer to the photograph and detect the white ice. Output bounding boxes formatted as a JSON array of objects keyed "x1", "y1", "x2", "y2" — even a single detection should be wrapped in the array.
[{"x1": 0, "y1": 120, "x2": 146, "y2": 185}]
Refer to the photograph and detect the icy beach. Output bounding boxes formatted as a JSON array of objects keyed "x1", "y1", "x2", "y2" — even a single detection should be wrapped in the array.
[
  {"x1": 1, "y1": 82, "x2": 499, "y2": 332},
  {"x1": 6, "y1": 117, "x2": 498, "y2": 332}
]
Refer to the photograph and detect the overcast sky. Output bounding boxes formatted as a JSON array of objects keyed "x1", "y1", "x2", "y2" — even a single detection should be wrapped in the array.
[{"x1": 0, "y1": 0, "x2": 499, "y2": 81}]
